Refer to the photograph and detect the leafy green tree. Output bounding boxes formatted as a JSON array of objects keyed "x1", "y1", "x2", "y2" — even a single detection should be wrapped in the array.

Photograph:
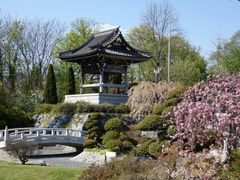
[
  {"x1": 67, "y1": 66, "x2": 76, "y2": 94},
  {"x1": 171, "y1": 51, "x2": 207, "y2": 85},
  {"x1": 210, "y1": 31, "x2": 240, "y2": 74},
  {"x1": 54, "y1": 18, "x2": 99, "y2": 101},
  {"x1": 44, "y1": 64, "x2": 58, "y2": 104},
  {"x1": 127, "y1": 1, "x2": 180, "y2": 82},
  {"x1": 0, "y1": 20, "x2": 23, "y2": 95}
]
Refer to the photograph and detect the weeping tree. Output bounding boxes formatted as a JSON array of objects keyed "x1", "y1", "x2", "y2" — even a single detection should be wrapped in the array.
[
  {"x1": 67, "y1": 66, "x2": 76, "y2": 94},
  {"x1": 44, "y1": 64, "x2": 58, "y2": 104}
]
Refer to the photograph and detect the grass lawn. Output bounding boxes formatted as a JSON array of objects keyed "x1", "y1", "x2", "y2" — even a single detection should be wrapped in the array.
[{"x1": 0, "y1": 161, "x2": 84, "y2": 180}]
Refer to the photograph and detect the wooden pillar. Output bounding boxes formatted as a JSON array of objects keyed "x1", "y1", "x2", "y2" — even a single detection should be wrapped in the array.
[
  {"x1": 80, "y1": 67, "x2": 85, "y2": 94},
  {"x1": 99, "y1": 65, "x2": 104, "y2": 93},
  {"x1": 124, "y1": 66, "x2": 128, "y2": 94}
]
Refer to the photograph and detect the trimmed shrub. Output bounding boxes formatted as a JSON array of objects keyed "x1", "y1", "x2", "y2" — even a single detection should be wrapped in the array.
[
  {"x1": 77, "y1": 101, "x2": 94, "y2": 113},
  {"x1": 161, "y1": 106, "x2": 175, "y2": 116},
  {"x1": 105, "y1": 139, "x2": 122, "y2": 152},
  {"x1": 84, "y1": 139, "x2": 97, "y2": 148},
  {"x1": 85, "y1": 120, "x2": 99, "y2": 130},
  {"x1": 115, "y1": 104, "x2": 130, "y2": 114},
  {"x1": 104, "y1": 118, "x2": 128, "y2": 132},
  {"x1": 137, "y1": 115, "x2": 163, "y2": 131},
  {"x1": 102, "y1": 131, "x2": 120, "y2": 144},
  {"x1": 134, "y1": 140, "x2": 153, "y2": 157},
  {"x1": 152, "y1": 98, "x2": 180, "y2": 115},
  {"x1": 89, "y1": 113, "x2": 102, "y2": 120},
  {"x1": 164, "y1": 85, "x2": 187, "y2": 100},
  {"x1": 97, "y1": 104, "x2": 115, "y2": 113},
  {"x1": 121, "y1": 140, "x2": 134, "y2": 152},
  {"x1": 52, "y1": 103, "x2": 77, "y2": 114},
  {"x1": 148, "y1": 142, "x2": 162, "y2": 158},
  {"x1": 85, "y1": 113, "x2": 104, "y2": 143}
]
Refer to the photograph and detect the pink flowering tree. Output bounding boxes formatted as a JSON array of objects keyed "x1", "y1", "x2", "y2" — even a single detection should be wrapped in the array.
[{"x1": 172, "y1": 74, "x2": 240, "y2": 151}]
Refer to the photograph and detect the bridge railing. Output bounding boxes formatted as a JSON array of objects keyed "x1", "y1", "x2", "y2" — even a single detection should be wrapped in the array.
[{"x1": 0, "y1": 127, "x2": 87, "y2": 141}]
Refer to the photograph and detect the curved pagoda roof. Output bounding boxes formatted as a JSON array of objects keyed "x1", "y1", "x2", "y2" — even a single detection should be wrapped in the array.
[{"x1": 59, "y1": 27, "x2": 151, "y2": 65}]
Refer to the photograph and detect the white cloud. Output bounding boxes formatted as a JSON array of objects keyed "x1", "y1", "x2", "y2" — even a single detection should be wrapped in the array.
[{"x1": 100, "y1": 23, "x2": 129, "y2": 35}]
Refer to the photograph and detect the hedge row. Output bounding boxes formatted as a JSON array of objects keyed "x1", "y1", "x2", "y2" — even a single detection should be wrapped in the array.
[{"x1": 34, "y1": 102, "x2": 130, "y2": 114}]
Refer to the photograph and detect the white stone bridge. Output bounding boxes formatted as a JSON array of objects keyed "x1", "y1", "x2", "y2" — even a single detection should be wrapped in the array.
[{"x1": 0, "y1": 127, "x2": 86, "y2": 149}]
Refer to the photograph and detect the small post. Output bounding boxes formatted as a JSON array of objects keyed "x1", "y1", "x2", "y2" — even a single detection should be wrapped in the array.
[
  {"x1": 0, "y1": 131, "x2": 3, "y2": 138},
  {"x1": 15, "y1": 129, "x2": 18, "y2": 135},
  {"x1": 36, "y1": 130, "x2": 40, "y2": 137},
  {"x1": 4, "y1": 126, "x2": 9, "y2": 146},
  {"x1": 20, "y1": 133, "x2": 24, "y2": 139},
  {"x1": 66, "y1": 130, "x2": 69, "y2": 136}
]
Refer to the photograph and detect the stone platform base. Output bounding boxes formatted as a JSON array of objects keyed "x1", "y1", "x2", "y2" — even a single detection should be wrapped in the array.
[{"x1": 64, "y1": 93, "x2": 128, "y2": 105}]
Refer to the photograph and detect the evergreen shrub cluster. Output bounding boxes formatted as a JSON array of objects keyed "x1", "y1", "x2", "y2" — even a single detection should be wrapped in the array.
[
  {"x1": 134, "y1": 140, "x2": 168, "y2": 158},
  {"x1": 102, "y1": 118, "x2": 135, "y2": 154},
  {"x1": 84, "y1": 113, "x2": 104, "y2": 148}
]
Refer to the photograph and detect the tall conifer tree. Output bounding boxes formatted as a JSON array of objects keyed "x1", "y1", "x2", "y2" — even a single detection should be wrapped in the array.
[
  {"x1": 67, "y1": 66, "x2": 76, "y2": 94},
  {"x1": 44, "y1": 64, "x2": 58, "y2": 104}
]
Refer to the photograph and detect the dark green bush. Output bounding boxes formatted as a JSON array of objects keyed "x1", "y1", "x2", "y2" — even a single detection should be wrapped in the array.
[
  {"x1": 84, "y1": 139, "x2": 97, "y2": 148},
  {"x1": 85, "y1": 113, "x2": 104, "y2": 143},
  {"x1": 115, "y1": 104, "x2": 130, "y2": 114},
  {"x1": 104, "y1": 118, "x2": 128, "y2": 132},
  {"x1": 98, "y1": 104, "x2": 115, "y2": 113},
  {"x1": 220, "y1": 149, "x2": 240, "y2": 178},
  {"x1": 148, "y1": 142, "x2": 162, "y2": 158},
  {"x1": 137, "y1": 115, "x2": 163, "y2": 131},
  {"x1": 85, "y1": 120, "x2": 99, "y2": 130},
  {"x1": 1, "y1": 107, "x2": 33, "y2": 128},
  {"x1": 165, "y1": 85, "x2": 187, "y2": 100},
  {"x1": 121, "y1": 140, "x2": 134, "y2": 152},
  {"x1": 89, "y1": 113, "x2": 102, "y2": 120},
  {"x1": 52, "y1": 103, "x2": 77, "y2": 114},
  {"x1": 102, "y1": 131, "x2": 120, "y2": 144},
  {"x1": 152, "y1": 98, "x2": 180, "y2": 115},
  {"x1": 76, "y1": 102, "x2": 130, "y2": 114},
  {"x1": 34, "y1": 104, "x2": 55, "y2": 114},
  {"x1": 134, "y1": 140, "x2": 153, "y2": 157},
  {"x1": 0, "y1": 119, "x2": 6, "y2": 129},
  {"x1": 161, "y1": 106, "x2": 175, "y2": 116},
  {"x1": 105, "y1": 139, "x2": 122, "y2": 152},
  {"x1": 167, "y1": 125, "x2": 176, "y2": 136},
  {"x1": 77, "y1": 101, "x2": 94, "y2": 113}
]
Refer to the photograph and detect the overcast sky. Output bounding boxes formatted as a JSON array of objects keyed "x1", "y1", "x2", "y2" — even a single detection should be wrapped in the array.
[{"x1": 1, "y1": 0, "x2": 240, "y2": 59}]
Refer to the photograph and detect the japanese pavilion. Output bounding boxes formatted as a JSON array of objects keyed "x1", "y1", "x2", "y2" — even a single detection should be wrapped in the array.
[{"x1": 59, "y1": 27, "x2": 151, "y2": 104}]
